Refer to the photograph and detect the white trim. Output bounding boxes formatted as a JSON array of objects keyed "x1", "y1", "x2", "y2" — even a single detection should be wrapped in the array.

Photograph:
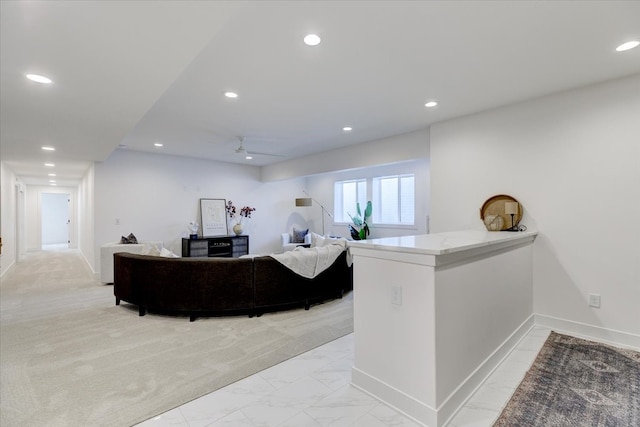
[
  {"x1": 441, "y1": 314, "x2": 639, "y2": 425},
  {"x1": 352, "y1": 313, "x2": 639, "y2": 427},
  {"x1": 534, "y1": 314, "x2": 640, "y2": 350},
  {"x1": 438, "y1": 315, "x2": 535, "y2": 426},
  {"x1": 0, "y1": 259, "x2": 16, "y2": 279},
  {"x1": 351, "y1": 368, "x2": 434, "y2": 427},
  {"x1": 351, "y1": 315, "x2": 536, "y2": 427}
]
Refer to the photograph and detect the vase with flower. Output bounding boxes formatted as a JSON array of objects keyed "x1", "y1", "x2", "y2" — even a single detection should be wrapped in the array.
[{"x1": 226, "y1": 201, "x2": 256, "y2": 235}]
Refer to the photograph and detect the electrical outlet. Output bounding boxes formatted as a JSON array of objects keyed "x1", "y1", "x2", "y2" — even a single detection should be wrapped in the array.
[
  {"x1": 391, "y1": 285, "x2": 403, "y2": 306},
  {"x1": 588, "y1": 293, "x2": 601, "y2": 308}
]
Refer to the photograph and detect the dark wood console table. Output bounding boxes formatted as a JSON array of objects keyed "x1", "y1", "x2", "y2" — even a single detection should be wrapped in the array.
[{"x1": 182, "y1": 236, "x2": 249, "y2": 258}]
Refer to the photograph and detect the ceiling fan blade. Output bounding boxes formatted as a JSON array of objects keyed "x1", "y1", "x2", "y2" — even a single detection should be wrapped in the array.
[
  {"x1": 232, "y1": 136, "x2": 285, "y2": 158},
  {"x1": 247, "y1": 150, "x2": 286, "y2": 157},
  {"x1": 234, "y1": 136, "x2": 249, "y2": 155}
]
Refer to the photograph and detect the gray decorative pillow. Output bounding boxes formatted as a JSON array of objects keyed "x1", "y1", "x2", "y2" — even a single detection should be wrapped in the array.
[
  {"x1": 120, "y1": 233, "x2": 138, "y2": 244},
  {"x1": 292, "y1": 228, "x2": 308, "y2": 243}
]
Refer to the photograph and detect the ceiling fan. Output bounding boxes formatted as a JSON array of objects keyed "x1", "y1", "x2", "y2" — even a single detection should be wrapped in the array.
[{"x1": 234, "y1": 137, "x2": 285, "y2": 159}]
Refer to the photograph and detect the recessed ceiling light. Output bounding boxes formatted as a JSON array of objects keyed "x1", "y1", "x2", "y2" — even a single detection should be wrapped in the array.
[
  {"x1": 304, "y1": 34, "x2": 321, "y2": 46},
  {"x1": 49, "y1": 180, "x2": 56, "y2": 183},
  {"x1": 245, "y1": 155, "x2": 253, "y2": 160},
  {"x1": 154, "y1": 142, "x2": 163, "y2": 147},
  {"x1": 425, "y1": 101, "x2": 438, "y2": 108},
  {"x1": 42, "y1": 146, "x2": 55, "y2": 151},
  {"x1": 616, "y1": 40, "x2": 640, "y2": 52},
  {"x1": 26, "y1": 73, "x2": 52, "y2": 84},
  {"x1": 50, "y1": 183, "x2": 57, "y2": 186},
  {"x1": 225, "y1": 91, "x2": 238, "y2": 98},
  {"x1": 44, "y1": 163, "x2": 55, "y2": 167},
  {"x1": 343, "y1": 127, "x2": 353, "y2": 132},
  {"x1": 48, "y1": 173, "x2": 56, "y2": 177}
]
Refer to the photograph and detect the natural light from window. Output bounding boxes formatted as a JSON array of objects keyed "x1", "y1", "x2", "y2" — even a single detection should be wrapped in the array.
[
  {"x1": 372, "y1": 175, "x2": 415, "y2": 225},
  {"x1": 334, "y1": 175, "x2": 415, "y2": 227},
  {"x1": 334, "y1": 179, "x2": 367, "y2": 223}
]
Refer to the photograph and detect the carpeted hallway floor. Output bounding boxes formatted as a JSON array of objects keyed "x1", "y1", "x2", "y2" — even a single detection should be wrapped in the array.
[{"x1": 0, "y1": 248, "x2": 354, "y2": 427}]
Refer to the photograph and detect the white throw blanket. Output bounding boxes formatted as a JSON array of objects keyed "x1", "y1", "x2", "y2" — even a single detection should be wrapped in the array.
[{"x1": 270, "y1": 239, "x2": 352, "y2": 279}]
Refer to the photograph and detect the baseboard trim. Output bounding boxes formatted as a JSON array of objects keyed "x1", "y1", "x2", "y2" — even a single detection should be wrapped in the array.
[
  {"x1": 430, "y1": 314, "x2": 638, "y2": 424},
  {"x1": 351, "y1": 315, "x2": 536, "y2": 427},
  {"x1": 351, "y1": 368, "x2": 435, "y2": 427},
  {"x1": 534, "y1": 314, "x2": 640, "y2": 350},
  {"x1": 78, "y1": 249, "x2": 99, "y2": 282},
  {"x1": 437, "y1": 314, "x2": 535, "y2": 426},
  {"x1": 0, "y1": 258, "x2": 16, "y2": 279}
]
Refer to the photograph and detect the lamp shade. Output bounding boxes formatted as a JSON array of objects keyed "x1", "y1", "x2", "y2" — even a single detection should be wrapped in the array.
[
  {"x1": 505, "y1": 202, "x2": 518, "y2": 215},
  {"x1": 295, "y1": 198, "x2": 312, "y2": 207}
]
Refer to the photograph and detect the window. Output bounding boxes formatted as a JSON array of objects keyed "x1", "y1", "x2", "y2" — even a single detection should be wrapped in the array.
[
  {"x1": 334, "y1": 179, "x2": 367, "y2": 223},
  {"x1": 334, "y1": 174, "x2": 415, "y2": 227},
  {"x1": 372, "y1": 174, "x2": 415, "y2": 225}
]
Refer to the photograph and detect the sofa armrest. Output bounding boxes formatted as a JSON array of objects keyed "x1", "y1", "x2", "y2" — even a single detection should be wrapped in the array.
[
  {"x1": 281, "y1": 233, "x2": 291, "y2": 246},
  {"x1": 100, "y1": 241, "x2": 163, "y2": 283}
]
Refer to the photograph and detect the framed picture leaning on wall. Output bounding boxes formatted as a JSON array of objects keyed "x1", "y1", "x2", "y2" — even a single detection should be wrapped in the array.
[{"x1": 200, "y1": 198, "x2": 228, "y2": 237}]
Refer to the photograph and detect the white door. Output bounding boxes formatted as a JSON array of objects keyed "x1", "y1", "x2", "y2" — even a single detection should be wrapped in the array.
[{"x1": 41, "y1": 193, "x2": 69, "y2": 247}]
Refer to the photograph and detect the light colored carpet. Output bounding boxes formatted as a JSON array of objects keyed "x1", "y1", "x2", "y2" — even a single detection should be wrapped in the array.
[{"x1": 0, "y1": 249, "x2": 354, "y2": 427}]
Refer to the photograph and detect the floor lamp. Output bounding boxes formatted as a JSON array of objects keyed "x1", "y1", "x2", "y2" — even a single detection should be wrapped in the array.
[{"x1": 295, "y1": 190, "x2": 333, "y2": 236}]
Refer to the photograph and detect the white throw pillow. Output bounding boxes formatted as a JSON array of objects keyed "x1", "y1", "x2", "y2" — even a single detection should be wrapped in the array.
[
  {"x1": 310, "y1": 232, "x2": 324, "y2": 247},
  {"x1": 141, "y1": 243, "x2": 161, "y2": 256},
  {"x1": 159, "y1": 247, "x2": 179, "y2": 258}
]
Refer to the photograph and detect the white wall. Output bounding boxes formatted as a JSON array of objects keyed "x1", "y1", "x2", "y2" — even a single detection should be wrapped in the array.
[
  {"x1": 430, "y1": 74, "x2": 640, "y2": 338},
  {"x1": 78, "y1": 165, "x2": 96, "y2": 274},
  {"x1": 93, "y1": 149, "x2": 307, "y2": 275},
  {"x1": 7, "y1": 129, "x2": 430, "y2": 278},
  {"x1": 270, "y1": 128, "x2": 430, "y2": 240},
  {"x1": 0, "y1": 163, "x2": 18, "y2": 277},
  {"x1": 24, "y1": 185, "x2": 78, "y2": 251},
  {"x1": 305, "y1": 159, "x2": 430, "y2": 239},
  {"x1": 262, "y1": 129, "x2": 429, "y2": 182}
]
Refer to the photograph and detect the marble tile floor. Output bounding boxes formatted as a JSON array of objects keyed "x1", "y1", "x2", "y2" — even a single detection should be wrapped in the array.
[{"x1": 137, "y1": 326, "x2": 553, "y2": 427}]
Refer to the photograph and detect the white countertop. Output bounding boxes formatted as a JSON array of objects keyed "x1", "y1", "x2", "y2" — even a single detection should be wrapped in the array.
[{"x1": 347, "y1": 229, "x2": 537, "y2": 256}]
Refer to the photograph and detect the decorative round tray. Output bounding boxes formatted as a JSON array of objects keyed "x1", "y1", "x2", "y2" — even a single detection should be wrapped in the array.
[{"x1": 479, "y1": 194, "x2": 522, "y2": 231}]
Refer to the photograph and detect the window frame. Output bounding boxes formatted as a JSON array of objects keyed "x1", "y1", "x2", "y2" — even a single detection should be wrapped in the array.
[
  {"x1": 333, "y1": 174, "x2": 416, "y2": 228},
  {"x1": 372, "y1": 174, "x2": 415, "y2": 226},
  {"x1": 333, "y1": 179, "x2": 367, "y2": 224}
]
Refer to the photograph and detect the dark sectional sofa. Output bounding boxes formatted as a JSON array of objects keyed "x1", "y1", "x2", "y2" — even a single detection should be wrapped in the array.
[{"x1": 113, "y1": 251, "x2": 352, "y2": 321}]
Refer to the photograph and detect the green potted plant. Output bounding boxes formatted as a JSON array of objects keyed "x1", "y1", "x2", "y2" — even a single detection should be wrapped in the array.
[{"x1": 348, "y1": 201, "x2": 372, "y2": 240}]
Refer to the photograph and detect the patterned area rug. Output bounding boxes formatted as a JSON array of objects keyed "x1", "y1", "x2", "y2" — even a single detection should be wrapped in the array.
[{"x1": 494, "y1": 331, "x2": 640, "y2": 426}]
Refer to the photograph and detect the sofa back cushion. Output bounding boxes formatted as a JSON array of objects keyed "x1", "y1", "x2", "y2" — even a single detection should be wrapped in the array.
[{"x1": 114, "y1": 253, "x2": 254, "y2": 312}]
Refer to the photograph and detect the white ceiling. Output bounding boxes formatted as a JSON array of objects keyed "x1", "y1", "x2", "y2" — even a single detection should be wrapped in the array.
[{"x1": 2, "y1": 1, "x2": 639, "y2": 187}]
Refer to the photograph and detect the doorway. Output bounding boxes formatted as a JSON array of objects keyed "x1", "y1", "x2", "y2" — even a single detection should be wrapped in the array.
[{"x1": 41, "y1": 193, "x2": 70, "y2": 250}]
